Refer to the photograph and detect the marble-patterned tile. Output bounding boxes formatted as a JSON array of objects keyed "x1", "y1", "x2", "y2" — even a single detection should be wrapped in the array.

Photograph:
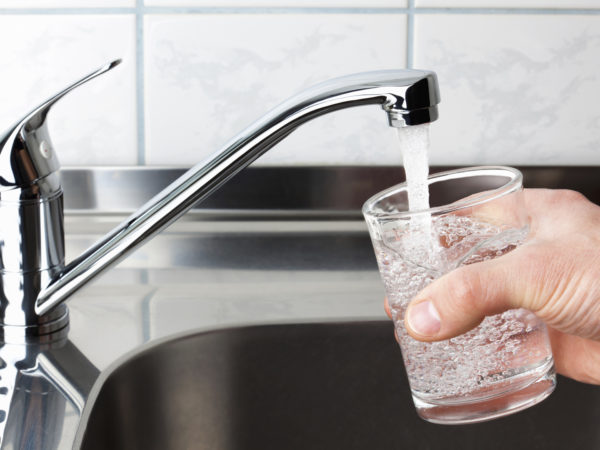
[
  {"x1": 416, "y1": 0, "x2": 600, "y2": 8},
  {"x1": 0, "y1": 15, "x2": 137, "y2": 166},
  {"x1": 146, "y1": 0, "x2": 407, "y2": 7},
  {"x1": 144, "y1": 14, "x2": 407, "y2": 166},
  {"x1": 414, "y1": 14, "x2": 600, "y2": 166}
]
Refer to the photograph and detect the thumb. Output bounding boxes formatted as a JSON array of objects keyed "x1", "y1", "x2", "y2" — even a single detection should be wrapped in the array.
[{"x1": 404, "y1": 247, "x2": 540, "y2": 341}]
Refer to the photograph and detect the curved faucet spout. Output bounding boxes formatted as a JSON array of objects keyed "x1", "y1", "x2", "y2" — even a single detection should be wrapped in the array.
[{"x1": 33, "y1": 69, "x2": 440, "y2": 317}]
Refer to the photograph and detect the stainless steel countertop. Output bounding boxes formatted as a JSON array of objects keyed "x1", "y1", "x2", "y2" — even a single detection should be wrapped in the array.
[
  {"x1": 3, "y1": 166, "x2": 599, "y2": 449},
  {"x1": 66, "y1": 216, "x2": 386, "y2": 372}
]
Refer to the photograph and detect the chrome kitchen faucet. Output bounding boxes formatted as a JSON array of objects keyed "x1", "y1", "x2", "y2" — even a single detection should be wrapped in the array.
[{"x1": 0, "y1": 60, "x2": 440, "y2": 342}]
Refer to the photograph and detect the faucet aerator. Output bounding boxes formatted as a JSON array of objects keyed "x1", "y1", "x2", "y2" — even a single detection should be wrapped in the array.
[{"x1": 386, "y1": 105, "x2": 440, "y2": 128}]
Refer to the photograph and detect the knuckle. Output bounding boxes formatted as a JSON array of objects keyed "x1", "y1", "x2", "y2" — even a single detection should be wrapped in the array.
[
  {"x1": 554, "y1": 189, "x2": 588, "y2": 205},
  {"x1": 517, "y1": 244, "x2": 585, "y2": 315}
]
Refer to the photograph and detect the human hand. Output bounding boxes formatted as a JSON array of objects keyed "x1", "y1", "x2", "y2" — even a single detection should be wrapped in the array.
[{"x1": 386, "y1": 189, "x2": 600, "y2": 385}]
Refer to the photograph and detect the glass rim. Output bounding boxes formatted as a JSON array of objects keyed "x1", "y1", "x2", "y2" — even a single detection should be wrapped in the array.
[{"x1": 362, "y1": 165, "x2": 523, "y2": 220}]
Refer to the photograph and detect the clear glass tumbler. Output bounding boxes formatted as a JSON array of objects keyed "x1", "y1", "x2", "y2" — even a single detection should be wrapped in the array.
[{"x1": 363, "y1": 166, "x2": 556, "y2": 424}]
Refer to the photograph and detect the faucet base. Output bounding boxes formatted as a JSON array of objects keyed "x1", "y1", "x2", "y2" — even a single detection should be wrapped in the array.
[{"x1": 0, "y1": 305, "x2": 69, "y2": 344}]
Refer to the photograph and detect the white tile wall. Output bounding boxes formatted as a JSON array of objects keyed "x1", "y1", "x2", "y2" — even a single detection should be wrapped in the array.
[
  {"x1": 1, "y1": 6, "x2": 600, "y2": 167},
  {"x1": 414, "y1": 14, "x2": 600, "y2": 166},
  {"x1": 144, "y1": 13, "x2": 407, "y2": 166},
  {"x1": 416, "y1": 0, "x2": 600, "y2": 8},
  {"x1": 0, "y1": 15, "x2": 137, "y2": 165}
]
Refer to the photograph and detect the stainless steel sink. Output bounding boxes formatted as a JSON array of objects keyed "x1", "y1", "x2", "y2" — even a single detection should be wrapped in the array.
[
  {"x1": 2, "y1": 166, "x2": 599, "y2": 449},
  {"x1": 78, "y1": 321, "x2": 600, "y2": 450}
]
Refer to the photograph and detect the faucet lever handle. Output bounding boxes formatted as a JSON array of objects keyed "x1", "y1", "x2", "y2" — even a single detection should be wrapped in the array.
[{"x1": 0, "y1": 59, "x2": 122, "y2": 191}]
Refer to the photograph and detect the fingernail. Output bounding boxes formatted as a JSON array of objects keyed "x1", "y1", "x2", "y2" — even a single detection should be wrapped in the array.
[{"x1": 407, "y1": 300, "x2": 441, "y2": 336}]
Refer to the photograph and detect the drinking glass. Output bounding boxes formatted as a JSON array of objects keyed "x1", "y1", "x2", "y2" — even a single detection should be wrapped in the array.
[{"x1": 362, "y1": 166, "x2": 556, "y2": 424}]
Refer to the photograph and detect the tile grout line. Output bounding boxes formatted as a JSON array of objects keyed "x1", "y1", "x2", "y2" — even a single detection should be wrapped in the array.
[
  {"x1": 407, "y1": 0, "x2": 414, "y2": 69},
  {"x1": 136, "y1": 0, "x2": 146, "y2": 165},
  {"x1": 142, "y1": 7, "x2": 408, "y2": 13},
  {"x1": 415, "y1": 7, "x2": 600, "y2": 14},
  {"x1": 0, "y1": 7, "x2": 407, "y2": 14},
  {"x1": 0, "y1": 7, "x2": 599, "y2": 15}
]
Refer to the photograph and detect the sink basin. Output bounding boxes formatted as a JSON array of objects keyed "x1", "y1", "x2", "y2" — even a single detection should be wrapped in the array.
[{"x1": 79, "y1": 321, "x2": 600, "y2": 450}]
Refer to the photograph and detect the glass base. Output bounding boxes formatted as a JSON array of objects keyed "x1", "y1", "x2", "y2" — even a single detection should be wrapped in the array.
[{"x1": 412, "y1": 362, "x2": 557, "y2": 425}]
